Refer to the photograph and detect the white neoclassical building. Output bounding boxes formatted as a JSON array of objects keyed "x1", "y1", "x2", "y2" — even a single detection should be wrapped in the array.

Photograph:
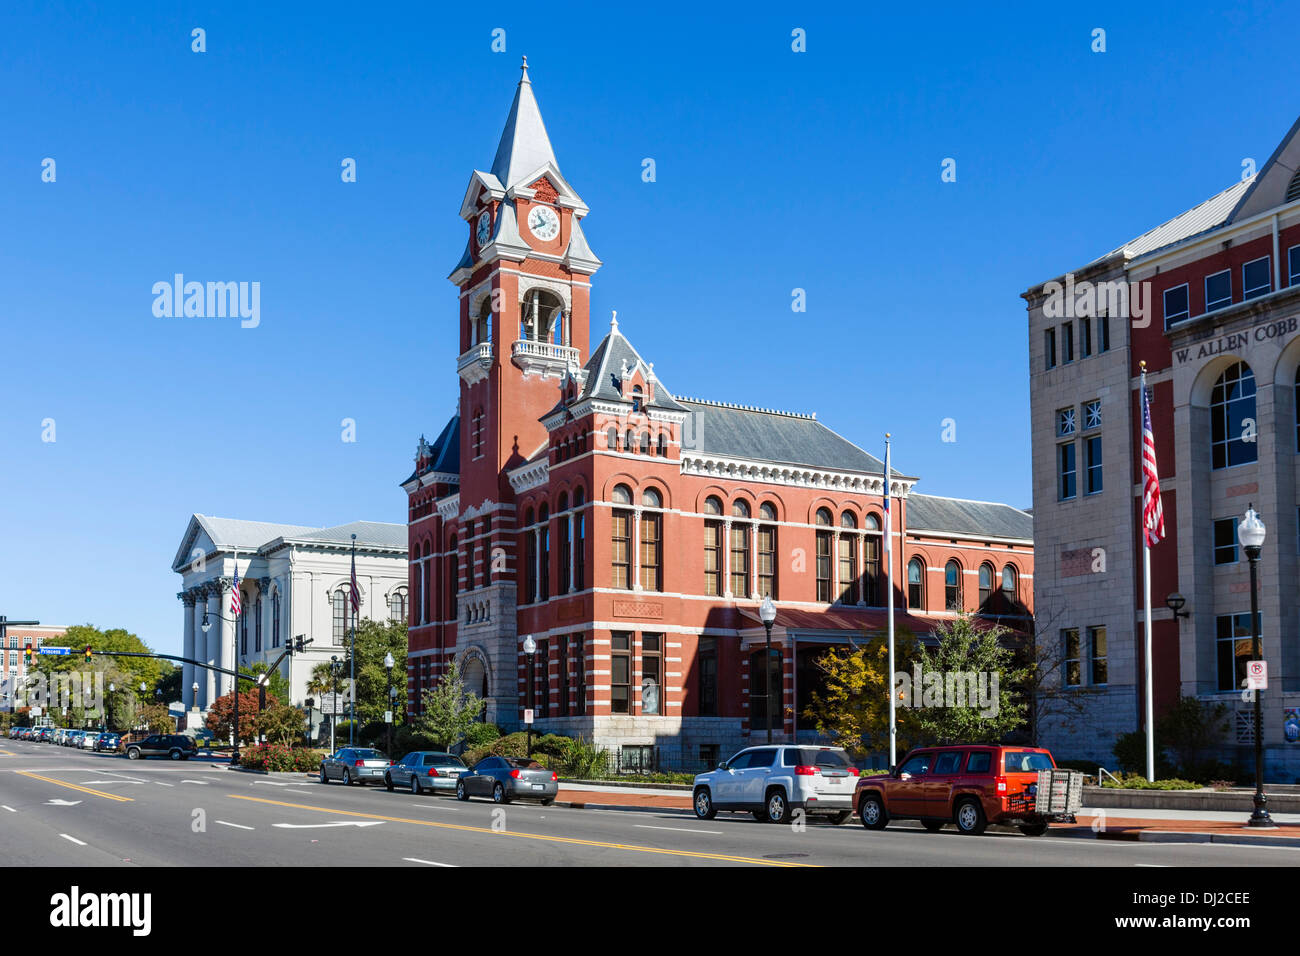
[{"x1": 171, "y1": 516, "x2": 408, "y2": 725}]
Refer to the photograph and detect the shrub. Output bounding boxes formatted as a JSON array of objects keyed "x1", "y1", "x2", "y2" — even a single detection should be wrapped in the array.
[
  {"x1": 393, "y1": 726, "x2": 439, "y2": 755},
  {"x1": 465, "y1": 722, "x2": 502, "y2": 749},
  {"x1": 1100, "y1": 773, "x2": 1201, "y2": 790},
  {"x1": 240, "y1": 744, "x2": 328, "y2": 773}
]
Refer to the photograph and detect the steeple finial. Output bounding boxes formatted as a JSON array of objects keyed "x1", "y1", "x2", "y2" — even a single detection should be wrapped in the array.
[
  {"x1": 521, "y1": 55, "x2": 530, "y2": 83},
  {"x1": 610, "y1": 310, "x2": 618, "y2": 332}
]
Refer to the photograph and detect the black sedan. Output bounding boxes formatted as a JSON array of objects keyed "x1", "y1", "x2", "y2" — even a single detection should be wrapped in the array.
[{"x1": 455, "y1": 756, "x2": 558, "y2": 804}]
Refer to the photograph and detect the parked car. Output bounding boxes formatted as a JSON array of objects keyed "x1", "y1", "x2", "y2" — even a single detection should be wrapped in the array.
[
  {"x1": 94, "y1": 732, "x2": 122, "y2": 752},
  {"x1": 124, "y1": 734, "x2": 198, "y2": 761},
  {"x1": 78, "y1": 730, "x2": 101, "y2": 749},
  {"x1": 692, "y1": 745, "x2": 859, "y2": 824},
  {"x1": 319, "y1": 748, "x2": 390, "y2": 786},
  {"x1": 855, "y1": 745, "x2": 1060, "y2": 836},
  {"x1": 385, "y1": 751, "x2": 467, "y2": 794},
  {"x1": 456, "y1": 756, "x2": 558, "y2": 804},
  {"x1": 36, "y1": 727, "x2": 53, "y2": 742},
  {"x1": 62, "y1": 730, "x2": 84, "y2": 748}
]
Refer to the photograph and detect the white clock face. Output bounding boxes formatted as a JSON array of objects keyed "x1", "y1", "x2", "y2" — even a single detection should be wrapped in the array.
[
  {"x1": 527, "y1": 204, "x2": 560, "y2": 241},
  {"x1": 476, "y1": 211, "x2": 491, "y2": 248}
]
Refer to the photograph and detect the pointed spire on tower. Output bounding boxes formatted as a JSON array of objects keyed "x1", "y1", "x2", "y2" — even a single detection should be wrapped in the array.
[
  {"x1": 610, "y1": 310, "x2": 618, "y2": 332},
  {"x1": 490, "y1": 56, "x2": 558, "y2": 189}
]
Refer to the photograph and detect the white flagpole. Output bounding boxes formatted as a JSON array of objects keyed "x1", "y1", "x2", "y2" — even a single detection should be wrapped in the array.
[
  {"x1": 1141, "y1": 366, "x2": 1156, "y2": 782},
  {"x1": 885, "y1": 434, "x2": 896, "y2": 769}
]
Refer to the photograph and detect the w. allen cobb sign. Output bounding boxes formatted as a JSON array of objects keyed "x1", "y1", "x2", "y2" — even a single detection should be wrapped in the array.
[{"x1": 1173, "y1": 316, "x2": 1298, "y2": 365}]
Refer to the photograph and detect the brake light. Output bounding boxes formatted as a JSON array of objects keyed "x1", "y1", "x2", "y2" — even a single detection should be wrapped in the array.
[
  {"x1": 428, "y1": 768, "x2": 440, "y2": 777},
  {"x1": 996, "y1": 776, "x2": 1007, "y2": 793},
  {"x1": 848, "y1": 767, "x2": 860, "y2": 776},
  {"x1": 794, "y1": 765, "x2": 819, "y2": 776},
  {"x1": 354, "y1": 759, "x2": 365, "y2": 767},
  {"x1": 551, "y1": 771, "x2": 558, "y2": 781},
  {"x1": 510, "y1": 769, "x2": 521, "y2": 779}
]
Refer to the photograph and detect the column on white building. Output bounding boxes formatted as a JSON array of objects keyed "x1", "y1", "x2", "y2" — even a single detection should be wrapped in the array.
[
  {"x1": 219, "y1": 580, "x2": 236, "y2": 698},
  {"x1": 181, "y1": 590, "x2": 196, "y2": 710},
  {"x1": 201, "y1": 586, "x2": 218, "y2": 709}
]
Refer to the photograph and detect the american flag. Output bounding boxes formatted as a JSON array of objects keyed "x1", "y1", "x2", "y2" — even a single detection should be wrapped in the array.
[
  {"x1": 231, "y1": 565, "x2": 241, "y2": 617},
  {"x1": 882, "y1": 439, "x2": 892, "y2": 553},
  {"x1": 349, "y1": 545, "x2": 361, "y2": 613},
  {"x1": 1141, "y1": 380, "x2": 1165, "y2": 547}
]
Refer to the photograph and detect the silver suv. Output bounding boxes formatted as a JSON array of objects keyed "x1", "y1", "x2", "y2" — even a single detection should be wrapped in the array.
[{"x1": 692, "y1": 745, "x2": 859, "y2": 824}]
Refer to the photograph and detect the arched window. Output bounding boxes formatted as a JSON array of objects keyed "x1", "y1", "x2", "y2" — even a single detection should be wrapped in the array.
[
  {"x1": 704, "y1": 497, "x2": 723, "y2": 596},
  {"x1": 657, "y1": 433, "x2": 668, "y2": 456},
  {"x1": 631, "y1": 386, "x2": 643, "y2": 413},
  {"x1": 945, "y1": 561, "x2": 962, "y2": 611},
  {"x1": 472, "y1": 296, "x2": 492, "y2": 346},
  {"x1": 639, "y1": 431, "x2": 651, "y2": 455},
  {"x1": 411, "y1": 542, "x2": 423, "y2": 626},
  {"x1": 815, "y1": 508, "x2": 833, "y2": 602},
  {"x1": 448, "y1": 535, "x2": 459, "y2": 618},
  {"x1": 611, "y1": 487, "x2": 632, "y2": 589},
  {"x1": 643, "y1": 487, "x2": 662, "y2": 507},
  {"x1": 272, "y1": 589, "x2": 282, "y2": 647},
  {"x1": 521, "y1": 288, "x2": 564, "y2": 343},
  {"x1": 558, "y1": 493, "x2": 571, "y2": 596},
  {"x1": 254, "y1": 596, "x2": 263, "y2": 652},
  {"x1": 863, "y1": 514, "x2": 881, "y2": 605},
  {"x1": 625, "y1": 429, "x2": 635, "y2": 453},
  {"x1": 730, "y1": 500, "x2": 751, "y2": 596},
  {"x1": 759, "y1": 503, "x2": 777, "y2": 598},
  {"x1": 1001, "y1": 565, "x2": 1018, "y2": 607},
  {"x1": 331, "y1": 589, "x2": 353, "y2": 644},
  {"x1": 1210, "y1": 360, "x2": 1257, "y2": 469},
  {"x1": 978, "y1": 563, "x2": 994, "y2": 610},
  {"x1": 838, "y1": 512, "x2": 858, "y2": 604},
  {"x1": 465, "y1": 520, "x2": 476, "y2": 593},
  {"x1": 908, "y1": 558, "x2": 924, "y2": 609},
  {"x1": 607, "y1": 426, "x2": 619, "y2": 451},
  {"x1": 640, "y1": 489, "x2": 662, "y2": 591},
  {"x1": 523, "y1": 509, "x2": 536, "y2": 603},
  {"x1": 389, "y1": 586, "x2": 408, "y2": 623},
  {"x1": 538, "y1": 505, "x2": 550, "y2": 600},
  {"x1": 573, "y1": 487, "x2": 586, "y2": 589}
]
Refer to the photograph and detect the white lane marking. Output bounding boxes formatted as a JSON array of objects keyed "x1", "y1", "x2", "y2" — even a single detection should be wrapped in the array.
[
  {"x1": 79, "y1": 780, "x2": 142, "y2": 786},
  {"x1": 1133, "y1": 863, "x2": 1168, "y2": 867},
  {"x1": 59, "y1": 834, "x2": 87, "y2": 846},
  {"x1": 409, "y1": 803, "x2": 459, "y2": 811},
  {"x1": 635, "y1": 824, "x2": 723, "y2": 835},
  {"x1": 154, "y1": 782, "x2": 174, "y2": 787},
  {"x1": 254, "y1": 781, "x2": 291, "y2": 787},
  {"x1": 1, "y1": 805, "x2": 15, "y2": 812},
  {"x1": 402, "y1": 857, "x2": 457, "y2": 867},
  {"x1": 181, "y1": 780, "x2": 209, "y2": 785},
  {"x1": 272, "y1": 821, "x2": 385, "y2": 829},
  {"x1": 46, "y1": 799, "x2": 82, "y2": 807},
  {"x1": 285, "y1": 789, "x2": 312, "y2": 795},
  {"x1": 215, "y1": 820, "x2": 255, "y2": 830}
]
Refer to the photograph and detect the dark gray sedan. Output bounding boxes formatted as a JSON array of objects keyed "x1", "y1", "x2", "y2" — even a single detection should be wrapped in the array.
[
  {"x1": 319, "y1": 747, "x2": 390, "y2": 786},
  {"x1": 385, "y1": 751, "x2": 467, "y2": 794},
  {"x1": 455, "y1": 756, "x2": 558, "y2": 804}
]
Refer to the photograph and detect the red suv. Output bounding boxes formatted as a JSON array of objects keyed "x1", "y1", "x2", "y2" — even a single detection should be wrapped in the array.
[{"x1": 855, "y1": 745, "x2": 1059, "y2": 836}]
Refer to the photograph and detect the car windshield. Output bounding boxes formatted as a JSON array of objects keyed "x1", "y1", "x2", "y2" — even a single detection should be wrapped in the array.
[
  {"x1": 1004, "y1": 751, "x2": 1054, "y2": 773},
  {"x1": 353, "y1": 749, "x2": 386, "y2": 759}
]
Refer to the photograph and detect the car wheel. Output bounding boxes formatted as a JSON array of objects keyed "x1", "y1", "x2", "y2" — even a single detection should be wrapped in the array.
[
  {"x1": 692, "y1": 788, "x2": 717, "y2": 820},
  {"x1": 492, "y1": 782, "x2": 509, "y2": 804},
  {"x1": 385, "y1": 774, "x2": 393, "y2": 792},
  {"x1": 342, "y1": 770, "x2": 352, "y2": 786},
  {"x1": 320, "y1": 767, "x2": 329, "y2": 784},
  {"x1": 411, "y1": 776, "x2": 422, "y2": 796},
  {"x1": 169, "y1": 749, "x2": 182, "y2": 761},
  {"x1": 127, "y1": 748, "x2": 141, "y2": 761},
  {"x1": 830, "y1": 811, "x2": 852, "y2": 826},
  {"x1": 540, "y1": 797, "x2": 555, "y2": 807},
  {"x1": 765, "y1": 788, "x2": 790, "y2": 825},
  {"x1": 922, "y1": 819, "x2": 945, "y2": 833},
  {"x1": 859, "y1": 793, "x2": 888, "y2": 830},
  {"x1": 456, "y1": 780, "x2": 469, "y2": 801},
  {"x1": 954, "y1": 798, "x2": 987, "y2": 835},
  {"x1": 1019, "y1": 821, "x2": 1050, "y2": 837}
]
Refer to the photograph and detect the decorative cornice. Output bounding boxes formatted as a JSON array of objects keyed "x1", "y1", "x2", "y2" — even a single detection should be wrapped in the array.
[
  {"x1": 437, "y1": 494, "x2": 461, "y2": 521},
  {"x1": 179, "y1": 591, "x2": 196, "y2": 606},
  {"x1": 679, "y1": 452, "x2": 916, "y2": 496},
  {"x1": 508, "y1": 458, "x2": 550, "y2": 493},
  {"x1": 457, "y1": 342, "x2": 493, "y2": 385}
]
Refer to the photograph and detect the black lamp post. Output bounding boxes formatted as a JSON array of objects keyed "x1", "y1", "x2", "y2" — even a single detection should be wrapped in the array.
[
  {"x1": 329, "y1": 656, "x2": 343, "y2": 752},
  {"x1": 1239, "y1": 506, "x2": 1273, "y2": 828},
  {"x1": 759, "y1": 596, "x2": 777, "y2": 744},
  {"x1": 384, "y1": 651, "x2": 395, "y2": 757},
  {"x1": 523, "y1": 635, "x2": 536, "y2": 757}
]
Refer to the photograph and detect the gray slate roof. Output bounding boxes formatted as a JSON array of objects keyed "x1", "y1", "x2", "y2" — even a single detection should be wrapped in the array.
[
  {"x1": 490, "y1": 65, "x2": 558, "y2": 190},
  {"x1": 289, "y1": 521, "x2": 408, "y2": 550},
  {"x1": 906, "y1": 494, "x2": 1033, "y2": 541},
  {"x1": 576, "y1": 323, "x2": 686, "y2": 412},
  {"x1": 677, "y1": 399, "x2": 884, "y2": 474}
]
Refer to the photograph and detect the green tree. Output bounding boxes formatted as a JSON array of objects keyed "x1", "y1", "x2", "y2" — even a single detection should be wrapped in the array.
[
  {"x1": 910, "y1": 614, "x2": 1030, "y2": 744},
  {"x1": 415, "y1": 658, "x2": 484, "y2": 751},
  {"x1": 805, "y1": 628, "x2": 924, "y2": 757},
  {"x1": 254, "y1": 700, "x2": 306, "y2": 746},
  {"x1": 206, "y1": 689, "x2": 261, "y2": 744},
  {"x1": 339, "y1": 619, "x2": 408, "y2": 727}
]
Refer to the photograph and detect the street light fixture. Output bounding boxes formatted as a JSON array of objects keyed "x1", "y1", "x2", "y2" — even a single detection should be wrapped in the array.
[
  {"x1": 522, "y1": 635, "x2": 536, "y2": 757},
  {"x1": 759, "y1": 596, "x2": 777, "y2": 744},
  {"x1": 383, "y1": 651, "x2": 395, "y2": 758},
  {"x1": 1165, "y1": 592, "x2": 1189, "y2": 619},
  {"x1": 1239, "y1": 505, "x2": 1272, "y2": 828}
]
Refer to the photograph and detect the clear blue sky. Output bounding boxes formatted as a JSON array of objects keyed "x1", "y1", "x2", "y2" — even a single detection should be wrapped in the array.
[{"x1": 2, "y1": 1, "x2": 1297, "y2": 653}]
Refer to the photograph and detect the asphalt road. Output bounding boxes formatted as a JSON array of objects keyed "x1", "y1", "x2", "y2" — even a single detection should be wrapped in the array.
[{"x1": 3, "y1": 740, "x2": 1298, "y2": 867}]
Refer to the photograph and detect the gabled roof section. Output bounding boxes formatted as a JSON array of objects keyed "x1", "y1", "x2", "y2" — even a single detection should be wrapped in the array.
[
  {"x1": 1229, "y1": 114, "x2": 1300, "y2": 222},
  {"x1": 676, "y1": 399, "x2": 884, "y2": 474},
  {"x1": 458, "y1": 169, "x2": 506, "y2": 220},
  {"x1": 171, "y1": 515, "x2": 317, "y2": 571},
  {"x1": 906, "y1": 494, "x2": 1033, "y2": 541},
  {"x1": 577, "y1": 315, "x2": 685, "y2": 412},
  {"x1": 491, "y1": 59, "x2": 560, "y2": 192},
  {"x1": 402, "y1": 414, "x2": 459, "y2": 485},
  {"x1": 289, "y1": 521, "x2": 408, "y2": 550}
]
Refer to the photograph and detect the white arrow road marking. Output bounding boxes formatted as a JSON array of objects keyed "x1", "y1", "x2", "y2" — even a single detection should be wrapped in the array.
[
  {"x1": 402, "y1": 857, "x2": 457, "y2": 867},
  {"x1": 59, "y1": 834, "x2": 86, "y2": 846},
  {"x1": 47, "y1": 799, "x2": 83, "y2": 807},
  {"x1": 272, "y1": 821, "x2": 385, "y2": 829},
  {"x1": 215, "y1": 820, "x2": 254, "y2": 830},
  {"x1": 181, "y1": 780, "x2": 209, "y2": 785}
]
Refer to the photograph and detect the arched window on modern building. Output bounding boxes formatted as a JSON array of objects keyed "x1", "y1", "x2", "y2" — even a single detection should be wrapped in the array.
[
  {"x1": 758, "y1": 502, "x2": 778, "y2": 598},
  {"x1": 730, "y1": 500, "x2": 751, "y2": 597},
  {"x1": 815, "y1": 508, "x2": 833, "y2": 602},
  {"x1": 703, "y1": 496, "x2": 723, "y2": 596},
  {"x1": 640, "y1": 488, "x2": 663, "y2": 591},
  {"x1": 908, "y1": 558, "x2": 924, "y2": 609},
  {"x1": 1210, "y1": 360, "x2": 1257, "y2": 469},
  {"x1": 611, "y1": 484, "x2": 633, "y2": 590},
  {"x1": 944, "y1": 560, "x2": 963, "y2": 611}
]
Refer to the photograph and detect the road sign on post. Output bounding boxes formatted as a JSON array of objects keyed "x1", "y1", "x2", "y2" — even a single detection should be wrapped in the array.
[
  {"x1": 1247, "y1": 660, "x2": 1268, "y2": 690},
  {"x1": 37, "y1": 647, "x2": 70, "y2": 656},
  {"x1": 523, "y1": 709, "x2": 534, "y2": 725}
]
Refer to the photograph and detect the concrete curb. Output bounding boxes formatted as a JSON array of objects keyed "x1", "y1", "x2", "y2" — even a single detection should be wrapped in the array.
[
  {"x1": 1136, "y1": 829, "x2": 1300, "y2": 848},
  {"x1": 555, "y1": 800, "x2": 694, "y2": 814},
  {"x1": 560, "y1": 778, "x2": 694, "y2": 792}
]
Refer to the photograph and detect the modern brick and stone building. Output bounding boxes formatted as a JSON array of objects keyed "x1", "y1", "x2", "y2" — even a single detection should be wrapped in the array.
[
  {"x1": 0, "y1": 623, "x2": 67, "y2": 710},
  {"x1": 404, "y1": 61, "x2": 1035, "y2": 761},
  {"x1": 1024, "y1": 115, "x2": 1300, "y2": 775}
]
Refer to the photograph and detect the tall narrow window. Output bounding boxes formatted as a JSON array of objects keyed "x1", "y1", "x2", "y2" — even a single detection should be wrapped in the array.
[
  {"x1": 1044, "y1": 328, "x2": 1057, "y2": 369},
  {"x1": 1088, "y1": 626, "x2": 1108, "y2": 684},
  {"x1": 1211, "y1": 361, "x2": 1258, "y2": 469},
  {"x1": 558, "y1": 637, "x2": 569, "y2": 717},
  {"x1": 523, "y1": 508, "x2": 536, "y2": 602},
  {"x1": 573, "y1": 487, "x2": 586, "y2": 589},
  {"x1": 538, "y1": 505, "x2": 550, "y2": 600},
  {"x1": 448, "y1": 536, "x2": 458, "y2": 618},
  {"x1": 611, "y1": 632, "x2": 632, "y2": 714},
  {"x1": 703, "y1": 496, "x2": 723, "y2": 596},
  {"x1": 607, "y1": 426, "x2": 619, "y2": 450},
  {"x1": 863, "y1": 514, "x2": 881, "y2": 605},
  {"x1": 575, "y1": 634, "x2": 586, "y2": 716},
  {"x1": 944, "y1": 561, "x2": 962, "y2": 610},
  {"x1": 1217, "y1": 612, "x2": 1260, "y2": 692},
  {"x1": 1081, "y1": 316, "x2": 1092, "y2": 357},
  {"x1": 631, "y1": 386, "x2": 643, "y2": 413},
  {"x1": 1243, "y1": 256, "x2": 1271, "y2": 300},
  {"x1": 907, "y1": 558, "x2": 924, "y2": 609},
  {"x1": 730, "y1": 500, "x2": 751, "y2": 596},
  {"x1": 332, "y1": 590, "x2": 348, "y2": 644},
  {"x1": 1062, "y1": 321, "x2": 1074, "y2": 363},
  {"x1": 758, "y1": 502, "x2": 778, "y2": 598},
  {"x1": 978, "y1": 563, "x2": 994, "y2": 610},
  {"x1": 815, "y1": 508, "x2": 833, "y2": 602},
  {"x1": 1085, "y1": 434, "x2": 1103, "y2": 494},
  {"x1": 837, "y1": 512, "x2": 858, "y2": 603},
  {"x1": 1163, "y1": 284, "x2": 1190, "y2": 328},
  {"x1": 641, "y1": 634, "x2": 662, "y2": 715},
  {"x1": 557, "y1": 492, "x2": 570, "y2": 596},
  {"x1": 1058, "y1": 442, "x2": 1077, "y2": 500},
  {"x1": 534, "y1": 638, "x2": 548, "y2": 718},
  {"x1": 698, "y1": 636, "x2": 717, "y2": 716},
  {"x1": 1000, "y1": 566, "x2": 1017, "y2": 609},
  {"x1": 640, "y1": 488, "x2": 662, "y2": 591},
  {"x1": 611, "y1": 485, "x2": 632, "y2": 589},
  {"x1": 273, "y1": 590, "x2": 282, "y2": 646},
  {"x1": 482, "y1": 516, "x2": 493, "y2": 584},
  {"x1": 1099, "y1": 314, "x2": 1111, "y2": 352},
  {"x1": 465, "y1": 521, "x2": 476, "y2": 593},
  {"x1": 1063, "y1": 629, "x2": 1081, "y2": 687},
  {"x1": 254, "y1": 596, "x2": 262, "y2": 652},
  {"x1": 241, "y1": 606, "x2": 248, "y2": 654}
]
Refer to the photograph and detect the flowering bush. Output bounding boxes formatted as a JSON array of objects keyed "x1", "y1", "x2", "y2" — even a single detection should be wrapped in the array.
[{"x1": 240, "y1": 744, "x2": 326, "y2": 773}]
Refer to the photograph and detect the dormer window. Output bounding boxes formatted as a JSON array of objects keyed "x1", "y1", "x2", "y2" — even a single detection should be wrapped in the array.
[{"x1": 632, "y1": 386, "x2": 643, "y2": 413}]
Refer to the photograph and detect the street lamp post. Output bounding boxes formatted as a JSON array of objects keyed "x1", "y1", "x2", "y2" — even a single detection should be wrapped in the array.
[
  {"x1": 329, "y1": 656, "x2": 343, "y2": 753},
  {"x1": 383, "y1": 651, "x2": 395, "y2": 757},
  {"x1": 759, "y1": 596, "x2": 777, "y2": 744},
  {"x1": 1239, "y1": 505, "x2": 1272, "y2": 828},
  {"x1": 522, "y1": 636, "x2": 536, "y2": 758},
  {"x1": 107, "y1": 682, "x2": 115, "y2": 732}
]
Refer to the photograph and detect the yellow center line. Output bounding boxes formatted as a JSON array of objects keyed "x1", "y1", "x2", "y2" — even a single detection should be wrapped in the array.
[
  {"x1": 15, "y1": 771, "x2": 134, "y2": 802},
  {"x1": 0, "y1": 750, "x2": 16, "y2": 757},
  {"x1": 228, "y1": 794, "x2": 816, "y2": 867}
]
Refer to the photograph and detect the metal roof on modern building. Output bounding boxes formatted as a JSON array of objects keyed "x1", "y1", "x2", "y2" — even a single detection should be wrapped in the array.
[
  {"x1": 906, "y1": 493, "x2": 1033, "y2": 541},
  {"x1": 1093, "y1": 177, "x2": 1254, "y2": 264}
]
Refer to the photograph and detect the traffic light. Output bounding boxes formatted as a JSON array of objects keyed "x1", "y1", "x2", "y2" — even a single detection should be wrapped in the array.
[
  {"x1": 84, "y1": 646, "x2": 93, "y2": 663},
  {"x1": 23, "y1": 647, "x2": 33, "y2": 668}
]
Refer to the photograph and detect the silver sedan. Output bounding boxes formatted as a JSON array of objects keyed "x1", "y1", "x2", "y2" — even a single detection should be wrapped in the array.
[
  {"x1": 455, "y1": 756, "x2": 558, "y2": 804},
  {"x1": 385, "y1": 751, "x2": 467, "y2": 794},
  {"x1": 319, "y1": 747, "x2": 390, "y2": 786}
]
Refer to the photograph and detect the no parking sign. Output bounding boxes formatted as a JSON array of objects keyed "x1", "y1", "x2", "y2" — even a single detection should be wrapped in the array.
[{"x1": 1247, "y1": 660, "x2": 1268, "y2": 690}]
